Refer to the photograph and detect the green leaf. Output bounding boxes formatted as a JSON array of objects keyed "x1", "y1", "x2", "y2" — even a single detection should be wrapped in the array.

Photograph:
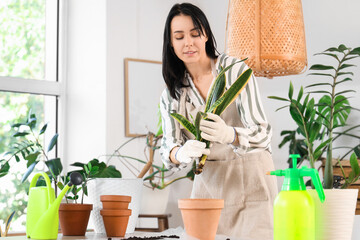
[
  {"x1": 205, "y1": 66, "x2": 226, "y2": 112},
  {"x1": 297, "y1": 86, "x2": 304, "y2": 102},
  {"x1": 5, "y1": 211, "x2": 15, "y2": 231},
  {"x1": 170, "y1": 113, "x2": 196, "y2": 137},
  {"x1": 335, "y1": 78, "x2": 352, "y2": 85},
  {"x1": 289, "y1": 104, "x2": 303, "y2": 127},
  {"x1": 13, "y1": 132, "x2": 29, "y2": 137},
  {"x1": 25, "y1": 152, "x2": 41, "y2": 163},
  {"x1": 268, "y1": 96, "x2": 290, "y2": 102},
  {"x1": 307, "y1": 90, "x2": 332, "y2": 95},
  {"x1": 309, "y1": 64, "x2": 335, "y2": 71},
  {"x1": 338, "y1": 64, "x2": 356, "y2": 71},
  {"x1": 307, "y1": 73, "x2": 334, "y2": 77},
  {"x1": 314, "y1": 52, "x2": 339, "y2": 61},
  {"x1": 324, "y1": 47, "x2": 341, "y2": 52},
  {"x1": 350, "y1": 152, "x2": 360, "y2": 176},
  {"x1": 338, "y1": 44, "x2": 348, "y2": 52},
  {"x1": 84, "y1": 164, "x2": 89, "y2": 174},
  {"x1": 15, "y1": 155, "x2": 20, "y2": 162},
  {"x1": 58, "y1": 181, "x2": 65, "y2": 190},
  {"x1": 93, "y1": 165, "x2": 122, "y2": 178},
  {"x1": 214, "y1": 69, "x2": 252, "y2": 115},
  {"x1": 349, "y1": 47, "x2": 360, "y2": 55},
  {"x1": 337, "y1": 72, "x2": 354, "y2": 76},
  {"x1": 22, "y1": 161, "x2": 39, "y2": 182},
  {"x1": 305, "y1": 83, "x2": 332, "y2": 89},
  {"x1": 47, "y1": 133, "x2": 59, "y2": 152},
  {"x1": 39, "y1": 124, "x2": 48, "y2": 135},
  {"x1": 334, "y1": 90, "x2": 356, "y2": 96},
  {"x1": 27, "y1": 117, "x2": 37, "y2": 130},
  {"x1": 194, "y1": 111, "x2": 204, "y2": 141},
  {"x1": 0, "y1": 161, "x2": 10, "y2": 178},
  {"x1": 45, "y1": 158, "x2": 63, "y2": 176},
  {"x1": 289, "y1": 81, "x2": 294, "y2": 99}
]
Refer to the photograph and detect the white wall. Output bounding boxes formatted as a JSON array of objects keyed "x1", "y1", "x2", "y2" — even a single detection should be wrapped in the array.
[{"x1": 65, "y1": 0, "x2": 360, "y2": 238}]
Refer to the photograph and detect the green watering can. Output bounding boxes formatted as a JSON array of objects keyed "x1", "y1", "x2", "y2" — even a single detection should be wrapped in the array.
[{"x1": 26, "y1": 172, "x2": 82, "y2": 239}]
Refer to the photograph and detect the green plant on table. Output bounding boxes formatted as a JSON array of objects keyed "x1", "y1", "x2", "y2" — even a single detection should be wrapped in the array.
[
  {"x1": 106, "y1": 131, "x2": 195, "y2": 190},
  {"x1": 269, "y1": 44, "x2": 360, "y2": 189},
  {"x1": 0, "y1": 111, "x2": 62, "y2": 195},
  {"x1": 171, "y1": 59, "x2": 252, "y2": 174},
  {"x1": 59, "y1": 159, "x2": 122, "y2": 204}
]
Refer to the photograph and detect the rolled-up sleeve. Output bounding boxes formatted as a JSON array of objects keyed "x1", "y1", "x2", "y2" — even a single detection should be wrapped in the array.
[
  {"x1": 217, "y1": 54, "x2": 272, "y2": 155},
  {"x1": 159, "y1": 88, "x2": 187, "y2": 171}
]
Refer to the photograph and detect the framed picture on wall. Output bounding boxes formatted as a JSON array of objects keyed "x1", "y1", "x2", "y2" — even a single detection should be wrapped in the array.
[{"x1": 124, "y1": 58, "x2": 164, "y2": 137}]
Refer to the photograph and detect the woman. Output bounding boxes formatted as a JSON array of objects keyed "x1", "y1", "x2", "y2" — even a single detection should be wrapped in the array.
[{"x1": 159, "y1": 3, "x2": 278, "y2": 239}]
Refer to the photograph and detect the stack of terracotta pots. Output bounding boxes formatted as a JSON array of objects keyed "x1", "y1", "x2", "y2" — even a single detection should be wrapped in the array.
[{"x1": 100, "y1": 195, "x2": 132, "y2": 237}]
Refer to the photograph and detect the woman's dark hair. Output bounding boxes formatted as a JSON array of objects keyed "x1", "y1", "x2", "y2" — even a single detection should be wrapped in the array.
[{"x1": 162, "y1": 3, "x2": 218, "y2": 100}]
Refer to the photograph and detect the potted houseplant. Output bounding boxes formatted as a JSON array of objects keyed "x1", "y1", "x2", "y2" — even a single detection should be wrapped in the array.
[
  {"x1": 0, "y1": 111, "x2": 63, "y2": 194},
  {"x1": 269, "y1": 44, "x2": 360, "y2": 240},
  {"x1": 58, "y1": 159, "x2": 121, "y2": 236}
]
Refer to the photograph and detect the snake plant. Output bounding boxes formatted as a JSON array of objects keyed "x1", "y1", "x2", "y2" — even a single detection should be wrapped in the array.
[{"x1": 171, "y1": 59, "x2": 252, "y2": 174}]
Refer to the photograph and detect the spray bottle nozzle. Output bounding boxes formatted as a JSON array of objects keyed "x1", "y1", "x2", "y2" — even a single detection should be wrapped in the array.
[
  {"x1": 289, "y1": 154, "x2": 301, "y2": 168},
  {"x1": 269, "y1": 154, "x2": 325, "y2": 203}
]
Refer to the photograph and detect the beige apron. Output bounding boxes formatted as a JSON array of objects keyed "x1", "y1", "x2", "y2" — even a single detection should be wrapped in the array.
[{"x1": 178, "y1": 90, "x2": 278, "y2": 240}]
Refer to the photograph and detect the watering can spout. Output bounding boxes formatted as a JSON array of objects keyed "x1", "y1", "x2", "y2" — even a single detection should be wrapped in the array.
[{"x1": 26, "y1": 172, "x2": 83, "y2": 239}]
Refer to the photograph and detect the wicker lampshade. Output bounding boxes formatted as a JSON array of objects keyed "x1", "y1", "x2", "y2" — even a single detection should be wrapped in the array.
[{"x1": 226, "y1": 0, "x2": 307, "y2": 78}]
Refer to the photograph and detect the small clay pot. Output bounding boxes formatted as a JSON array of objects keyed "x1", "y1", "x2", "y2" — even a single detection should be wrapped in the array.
[
  {"x1": 59, "y1": 203, "x2": 93, "y2": 236},
  {"x1": 100, "y1": 195, "x2": 131, "y2": 210},
  {"x1": 100, "y1": 209, "x2": 132, "y2": 237},
  {"x1": 178, "y1": 199, "x2": 224, "y2": 240}
]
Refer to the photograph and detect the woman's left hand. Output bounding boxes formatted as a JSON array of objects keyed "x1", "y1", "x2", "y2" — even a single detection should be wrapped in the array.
[{"x1": 199, "y1": 113, "x2": 236, "y2": 144}]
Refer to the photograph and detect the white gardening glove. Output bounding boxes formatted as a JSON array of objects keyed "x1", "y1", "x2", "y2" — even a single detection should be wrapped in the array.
[
  {"x1": 200, "y1": 113, "x2": 236, "y2": 144},
  {"x1": 175, "y1": 140, "x2": 211, "y2": 164}
]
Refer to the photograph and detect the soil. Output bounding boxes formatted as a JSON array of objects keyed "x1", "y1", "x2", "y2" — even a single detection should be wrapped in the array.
[{"x1": 108, "y1": 235, "x2": 180, "y2": 240}]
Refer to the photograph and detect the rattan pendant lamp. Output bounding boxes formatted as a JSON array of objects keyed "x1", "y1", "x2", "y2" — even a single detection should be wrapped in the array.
[{"x1": 226, "y1": 0, "x2": 307, "y2": 78}]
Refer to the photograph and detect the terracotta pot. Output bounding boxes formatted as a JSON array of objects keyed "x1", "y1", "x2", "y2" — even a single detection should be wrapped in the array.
[
  {"x1": 100, "y1": 195, "x2": 131, "y2": 209},
  {"x1": 100, "y1": 209, "x2": 132, "y2": 237},
  {"x1": 178, "y1": 199, "x2": 224, "y2": 240},
  {"x1": 59, "y1": 203, "x2": 93, "y2": 236}
]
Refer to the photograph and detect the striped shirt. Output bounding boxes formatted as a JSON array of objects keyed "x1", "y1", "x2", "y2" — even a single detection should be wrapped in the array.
[{"x1": 159, "y1": 53, "x2": 272, "y2": 171}]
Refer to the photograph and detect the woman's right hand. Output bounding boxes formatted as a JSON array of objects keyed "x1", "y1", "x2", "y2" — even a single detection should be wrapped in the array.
[{"x1": 173, "y1": 140, "x2": 210, "y2": 164}]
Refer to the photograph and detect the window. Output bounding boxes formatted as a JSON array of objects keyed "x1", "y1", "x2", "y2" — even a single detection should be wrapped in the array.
[{"x1": 0, "y1": 0, "x2": 60, "y2": 233}]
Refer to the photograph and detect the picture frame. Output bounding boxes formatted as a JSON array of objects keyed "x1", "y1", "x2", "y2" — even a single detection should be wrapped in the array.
[{"x1": 124, "y1": 58, "x2": 164, "y2": 137}]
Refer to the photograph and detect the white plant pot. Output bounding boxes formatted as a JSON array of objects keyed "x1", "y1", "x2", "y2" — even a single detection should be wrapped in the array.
[
  {"x1": 309, "y1": 189, "x2": 358, "y2": 240},
  {"x1": 140, "y1": 185, "x2": 170, "y2": 214},
  {"x1": 87, "y1": 178, "x2": 143, "y2": 233}
]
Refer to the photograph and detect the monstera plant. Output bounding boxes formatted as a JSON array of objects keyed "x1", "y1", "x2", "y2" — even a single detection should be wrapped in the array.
[
  {"x1": 269, "y1": 44, "x2": 360, "y2": 189},
  {"x1": 171, "y1": 60, "x2": 252, "y2": 174}
]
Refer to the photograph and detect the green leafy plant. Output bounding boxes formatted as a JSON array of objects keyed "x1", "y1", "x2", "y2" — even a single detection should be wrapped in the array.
[
  {"x1": 269, "y1": 44, "x2": 360, "y2": 189},
  {"x1": 58, "y1": 159, "x2": 122, "y2": 204},
  {"x1": 105, "y1": 131, "x2": 195, "y2": 190},
  {"x1": 0, "y1": 111, "x2": 62, "y2": 195},
  {"x1": 171, "y1": 60, "x2": 252, "y2": 174},
  {"x1": 0, "y1": 211, "x2": 15, "y2": 237}
]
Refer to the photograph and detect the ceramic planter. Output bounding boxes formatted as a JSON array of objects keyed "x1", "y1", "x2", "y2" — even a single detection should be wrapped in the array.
[
  {"x1": 309, "y1": 189, "x2": 358, "y2": 240},
  {"x1": 178, "y1": 199, "x2": 224, "y2": 240},
  {"x1": 87, "y1": 178, "x2": 143, "y2": 233},
  {"x1": 100, "y1": 195, "x2": 131, "y2": 210},
  {"x1": 100, "y1": 209, "x2": 132, "y2": 237},
  {"x1": 59, "y1": 203, "x2": 93, "y2": 236}
]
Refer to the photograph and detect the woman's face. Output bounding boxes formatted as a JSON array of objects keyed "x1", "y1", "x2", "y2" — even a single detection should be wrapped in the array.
[{"x1": 170, "y1": 14, "x2": 208, "y2": 65}]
